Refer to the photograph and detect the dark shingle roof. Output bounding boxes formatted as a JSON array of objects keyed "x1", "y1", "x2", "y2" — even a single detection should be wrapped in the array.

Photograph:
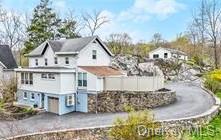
[
  {"x1": 27, "y1": 36, "x2": 113, "y2": 57},
  {"x1": 0, "y1": 45, "x2": 17, "y2": 69}
]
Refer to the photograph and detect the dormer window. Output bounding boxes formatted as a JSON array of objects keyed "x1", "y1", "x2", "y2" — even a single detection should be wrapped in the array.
[
  {"x1": 54, "y1": 57, "x2": 58, "y2": 64},
  {"x1": 92, "y1": 50, "x2": 97, "y2": 60},
  {"x1": 45, "y1": 58, "x2": 48, "y2": 66},
  {"x1": 65, "y1": 57, "x2": 69, "y2": 65},
  {"x1": 35, "y1": 59, "x2": 38, "y2": 66}
]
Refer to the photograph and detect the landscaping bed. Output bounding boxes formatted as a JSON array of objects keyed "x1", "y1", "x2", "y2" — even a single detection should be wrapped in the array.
[{"x1": 0, "y1": 102, "x2": 38, "y2": 121}]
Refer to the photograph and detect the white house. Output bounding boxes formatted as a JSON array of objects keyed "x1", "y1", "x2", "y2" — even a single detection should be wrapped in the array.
[
  {"x1": 15, "y1": 36, "x2": 124, "y2": 115},
  {"x1": 149, "y1": 47, "x2": 188, "y2": 60},
  {"x1": 0, "y1": 45, "x2": 17, "y2": 82}
]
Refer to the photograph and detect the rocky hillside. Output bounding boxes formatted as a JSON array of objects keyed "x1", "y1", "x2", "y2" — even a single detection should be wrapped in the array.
[{"x1": 111, "y1": 55, "x2": 163, "y2": 76}]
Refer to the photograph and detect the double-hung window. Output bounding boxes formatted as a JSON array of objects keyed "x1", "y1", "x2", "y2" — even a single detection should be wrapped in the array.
[
  {"x1": 21, "y1": 73, "x2": 24, "y2": 84},
  {"x1": 45, "y1": 58, "x2": 48, "y2": 66},
  {"x1": 54, "y1": 57, "x2": 58, "y2": 64},
  {"x1": 65, "y1": 57, "x2": 69, "y2": 65},
  {"x1": 78, "y1": 72, "x2": 87, "y2": 87},
  {"x1": 92, "y1": 50, "x2": 97, "y2": 60},
  {"x1": 25, "y1": 73, "x2": 29, "y2": 84},
  {"x1": 23, "y1": 92, "x2": 28, "y2": 99},
  {"x1": 35, "y1": 59, "x2": 38, "y2": 66},
  {"x1": 30, "y1": 93, "x2": 35, "y2": 101},
  {"x1": 29, "y1": 73, "x2": 33, "y2": 85}
]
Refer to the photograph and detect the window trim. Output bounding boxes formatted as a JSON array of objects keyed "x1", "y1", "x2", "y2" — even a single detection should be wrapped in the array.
[
  {"x1": 78, "y1": 72, "x2": 87, "y2": 87},
  {"x1": 23, "y1": 92, "x2": 28, "y2": 100}
]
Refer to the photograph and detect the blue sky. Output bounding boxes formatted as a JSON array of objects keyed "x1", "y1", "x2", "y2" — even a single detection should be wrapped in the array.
[{"x1": 2, "y1": 0, "x2": 200, "y2": 42}]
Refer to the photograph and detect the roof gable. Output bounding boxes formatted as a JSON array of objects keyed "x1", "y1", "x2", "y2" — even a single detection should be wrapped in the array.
[
  {"x1": 0, "y1": 45, "x2": 17, "y2": 69},
  {"x1": 27, "y1": 36, "x2": 113, "y2": 57}
]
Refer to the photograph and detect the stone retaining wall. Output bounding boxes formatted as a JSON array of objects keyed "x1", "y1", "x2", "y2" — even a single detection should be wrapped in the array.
[
  {"x1": 7, "y1": 85, "x2": 221, "y2": 140},
  {"x1": 88, "y1": 90, "x2": 176, "y2": 113}
]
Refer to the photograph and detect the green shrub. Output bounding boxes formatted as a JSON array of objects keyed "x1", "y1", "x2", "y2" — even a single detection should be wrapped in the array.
[
  {"x1": 204, "y1": 70, "x2": 221, "y2": 93},
  {"x1": 109, "y1": 110, "x2": 158, "y2": 140},
  {"x1": 204, "y1": 76, "x2": 220, "y2": 93}
]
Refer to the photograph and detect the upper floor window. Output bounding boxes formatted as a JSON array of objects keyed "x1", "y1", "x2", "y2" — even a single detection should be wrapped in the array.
[
  {"x1": 21, "y1": 73, "x2": 33, "y2": 85},
  {"x1": 92, "y1": 50, "x2": 97, "y2": 60},
  {"x1": 54, "y1": 57, "x2": 58, "y2": 64},
  {"x1": 45, "y1": 58, "x2": 48, "y2": 66},
  {"x1": 21, "y1": 73, "x2": 24, "y2": 84},
  {"x1": 35, "y1": 59, "x2": 38, "y2": 66},
  {"x1": 78, "y1": 72, "x2": 87, "y2": 87},
  {"x1": 29, "y1": 73, "x2": 33, "y2": 85},
  {"x1": 25, "y1": 73, "x2": 29, "y2": 84},
  {"x1": 65, "y1": 57, "x2": 69, "y2": 65}
]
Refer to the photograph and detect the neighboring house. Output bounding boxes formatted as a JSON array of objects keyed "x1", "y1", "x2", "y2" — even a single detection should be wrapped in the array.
[
  {"x1": 0, "y1": 45, "x2": 17, "y2": 82},
  {"x1": 149, "y1": 47, "x2": 188, "y2": 60},
  {"x1": 15, "y1": 36, "x2": 124, "y2": 115}
]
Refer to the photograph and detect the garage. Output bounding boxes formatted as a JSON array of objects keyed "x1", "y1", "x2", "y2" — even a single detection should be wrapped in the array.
[{"x1": 48, "y1": 97, "x2": 59, "y2": 114}]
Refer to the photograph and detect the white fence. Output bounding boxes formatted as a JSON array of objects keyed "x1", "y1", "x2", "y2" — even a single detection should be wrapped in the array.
[{"x1": 104, "y1": 76, "x2": 164, "y2": 91}]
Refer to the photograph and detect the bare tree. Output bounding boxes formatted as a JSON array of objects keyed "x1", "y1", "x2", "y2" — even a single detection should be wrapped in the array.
[
  {"x1": 0, "y1": 11, "x2": 26, "y2": 49},
  {"x1": 106, "y1": 33, "x2": 132, "y2": 54},
  {"x1": 82, "y1": 10, "x2": 110, "y2": 36},
  {"x1": 204, "y1": 0, "x2": 221, "y2": 68},
  {"x1": 191, "y1": 0, "x2": 221, "y2": 68}
]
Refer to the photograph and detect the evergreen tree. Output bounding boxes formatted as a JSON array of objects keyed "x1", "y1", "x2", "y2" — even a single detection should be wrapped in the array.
[
  {"x1": 24, "y1": 0, "x2": 61, "y2": 54},
  {"x1": 57, "y1": 18, "x2": 80, "y2": 38}
]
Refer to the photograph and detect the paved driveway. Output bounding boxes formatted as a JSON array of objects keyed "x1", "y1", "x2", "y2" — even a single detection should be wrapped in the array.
[{"x1": 0, "y1": 81, "x2": 215, "y2": 138}]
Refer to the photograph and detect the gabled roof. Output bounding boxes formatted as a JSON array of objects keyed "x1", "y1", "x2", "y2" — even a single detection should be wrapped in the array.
[
  {"x1": 150, "y1": 47, "x2": 187, "y2": 56},
  {"x1": 0, "y1": 45, "x2": 17, "y2": 69},
  {"x1": 79, "y1": 66, "x2": 123, "y2": 77},
  {"x1": 27, "y1": 36, "x2": 113, "y2": 57}
]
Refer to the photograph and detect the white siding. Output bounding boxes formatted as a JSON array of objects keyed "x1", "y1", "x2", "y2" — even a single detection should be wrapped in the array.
[
  {"x1": 17, "y1": 72, "x2": 76, "y2": 94},
  {"x1": 29, "y1": 46, "x2": 77, "y2": 68},
  {"x1": 149, "y1": 48, "x2": 172, "y2": 59},
  {"x1": 77, "y1": 42, "x2": 111, "y2": 66},
  {"x1": 149, "y1": 48, "x2": 188, "y2": 60}
]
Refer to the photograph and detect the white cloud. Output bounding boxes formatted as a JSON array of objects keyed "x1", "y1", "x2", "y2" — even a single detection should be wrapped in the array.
[
  {"x1": 120, "y1": 0, "x2": 186, "y2": 22},
  {"x1": 82, "y1": 0, "x2": 186, "y2": 42}
]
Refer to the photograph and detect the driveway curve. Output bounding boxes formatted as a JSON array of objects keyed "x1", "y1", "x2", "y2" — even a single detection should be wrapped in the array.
[{"x1": 0, "y1": 81, "x2": 215, "y2": 137}]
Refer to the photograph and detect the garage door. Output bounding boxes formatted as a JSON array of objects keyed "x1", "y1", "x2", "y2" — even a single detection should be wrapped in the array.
[{"x1": 48, "y1": 97, "x2": 59, "y2": 114}]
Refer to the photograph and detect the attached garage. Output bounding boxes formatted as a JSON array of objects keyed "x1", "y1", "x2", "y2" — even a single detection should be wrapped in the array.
[{"x1": 48, "y1": 97, "x2": 59, "y2": 114}]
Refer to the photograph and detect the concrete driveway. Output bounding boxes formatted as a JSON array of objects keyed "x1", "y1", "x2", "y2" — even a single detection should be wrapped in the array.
[{"x1": 0, "y1": 81, "x2": 215, "y2": 138}]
